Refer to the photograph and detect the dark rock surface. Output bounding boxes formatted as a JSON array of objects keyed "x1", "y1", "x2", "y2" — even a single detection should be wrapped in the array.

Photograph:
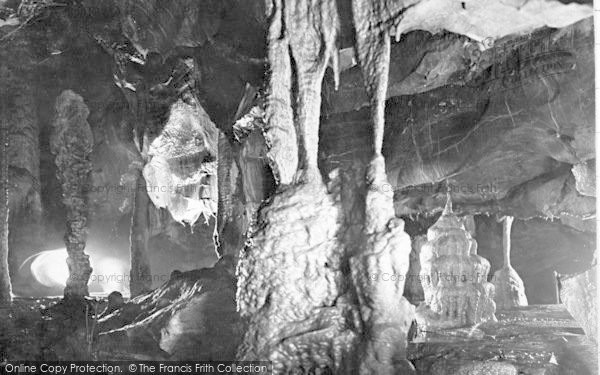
[
  {"x1": 409, "y1": 305, "x2": 597, "y2": 375},
  {"x1": 97, "y1": 257, "x2": 241, "y2": 360}
]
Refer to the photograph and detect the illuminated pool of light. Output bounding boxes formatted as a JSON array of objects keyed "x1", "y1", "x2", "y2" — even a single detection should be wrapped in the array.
[{"x1": 25, "y1": 248, "x2": 129, "y2": 296}]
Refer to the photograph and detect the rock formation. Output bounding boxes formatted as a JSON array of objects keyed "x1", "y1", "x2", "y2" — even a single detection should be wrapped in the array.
[
  {"x1": 128, "y1": 164, "x2": 152, "y2": 297},
  {"x1": 143, "y1": 97, "x2": 218, "y2": 227},
  {"x1": 417, "y1": 194, "x2": 496, "y2": 329},
  {"x1": 560, "y1": 266, "x2": 597, "y2": 342},
  {"x1": 97, "y1": 256, "x2": 242, "y2": 360},
  {"x1": 0, "y1": 0, "x2": 596, "y2": 370},
  {"x1": 405, "y1": 234, "x2": 427, "y2": 304},
  {"x1": 492, "y1": 216, "x2": 528, "y2": 309},
  {"x1": 216, "y1": 100, "x2": 272, "y2": 260},
  {"x1": 50, "y1": 90, "x2": 94, "y2": 299},
  {"x1": 236, "y1": 181, "x2": 355, "y2": 373},
  {"x1": 0, "y1": 96, "x2": 10, "y2": 305}
]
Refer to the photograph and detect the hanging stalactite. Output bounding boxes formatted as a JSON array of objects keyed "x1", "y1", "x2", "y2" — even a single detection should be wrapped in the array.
[
  {"x1": 349, "y1": 1, "x2": 417, "y2": 373},
  {"x1": 263, "y1": 0, "x2": 340, "y2": 185}
]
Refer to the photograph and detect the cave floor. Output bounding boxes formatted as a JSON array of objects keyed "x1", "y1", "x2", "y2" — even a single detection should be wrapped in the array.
[
  {"x1": 2, "y1": 300, "x2": 597, "y2": 374},
  {"x1": 408, "y1": 305, "x2": 598, "y2": 375}
]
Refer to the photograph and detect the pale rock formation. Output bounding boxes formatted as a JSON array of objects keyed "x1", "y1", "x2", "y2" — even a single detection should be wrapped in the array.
[
  {"x1": 572, "y1": 162, "x2": 595, "y2": 197},
  {"x1": 417, "y1": 195, "x2": 496, "y2": 329},
  {"x1": 143, "y1": 97, "x2": 218, "y2": 226},
  {"x1": 350, "y1": 157, "x2": 416, "y2": 374},
  {"x1": 395, "y1": 0, "x2": 591, "y2": 45},
  {"x1": 351, "y1": 1, "x2": 418, "y2": 371},
  {"x1": 560, "y1": 266, "x2": 597, "y2": 342},
  {"x1": 492, "y1": 216, "x2": 528, "y2": 309},
  {"x1": 236, "y1": 181, "x2": 356, "y2": 373},
  {"x1": 50, "y1": 90, "x2": 94, "y2": 298},
  {"x1": 262, "y1": 0, "x2": 340, "y2": 185}
]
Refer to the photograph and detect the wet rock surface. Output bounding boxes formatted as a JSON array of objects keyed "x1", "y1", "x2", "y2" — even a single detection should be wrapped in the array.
[
  {"x1": 236, "y1": 182, "x2": 357, "y2": 373},
  {"x1": 477, "y1": 216, "x2": 595, "y2": 304},
  {"x1": 560, "y1": 266, "x2": 597, "y2": 343},
  {"x1": 409, "y1": 305, "x2": 598, "y2": 375},
  {"x1": 96, "y1": 258, "x2": 241, "y2": 360}
]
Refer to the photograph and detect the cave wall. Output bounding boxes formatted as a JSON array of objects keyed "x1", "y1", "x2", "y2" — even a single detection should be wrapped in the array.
[{"x1": 475, "y1": 215, "x2": 595, "y2": 304}]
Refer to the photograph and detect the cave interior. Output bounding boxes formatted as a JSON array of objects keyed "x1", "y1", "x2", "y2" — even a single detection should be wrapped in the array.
[{"x1": 0, "y1": 0, "x2": 597, "y2": 374}]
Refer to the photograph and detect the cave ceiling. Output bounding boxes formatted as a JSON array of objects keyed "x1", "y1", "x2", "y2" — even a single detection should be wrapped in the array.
[{"x1": 0, "y1": 0, "x2": 594, "y2": 231}]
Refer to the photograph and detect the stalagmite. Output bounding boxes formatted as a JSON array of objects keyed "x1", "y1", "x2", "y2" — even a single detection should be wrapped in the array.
[
  {"x1": 417, "y1": 194, "x2": 496, "y2": 330},
  {"x1": 492, "y1": 216, "x2": 528, "y2": 309},
  {"x1": 236, "y1": 1, "x2": 355, "y2": 372},
  {"x1": 51, "y1": 90, "x2": 94, "y2": 299},
  {"x1": 350, "y1": 1, "x2": 416, "y2": 372}
]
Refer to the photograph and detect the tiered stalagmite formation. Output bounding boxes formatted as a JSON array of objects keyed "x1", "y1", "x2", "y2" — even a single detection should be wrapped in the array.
[
  {"x1": 492, "y1": 216, "x2": 528, "y2": 309},
  {"x1": 417, "y1": 194, "x2": 496, "y2": 329},
  {"x1": 51, "y1": 90, "x2": 94, "y2": 299}
]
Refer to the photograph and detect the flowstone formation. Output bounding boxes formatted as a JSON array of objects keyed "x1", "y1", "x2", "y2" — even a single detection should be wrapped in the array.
[
  {"x1": 143, "y1": 96, "x2": 219, "y2": 226},
  {"x1": 50, "y1": 90, "x2": 94, "y2": 298},
  {"x1": 492, "y1": 216, "x2": 528, "y2": 309},
  {"x1": 263, "y1": 0, "x2": 339, "y2": 185},
  {"x1": 236, "y1": 1, "x2": 355, "y2": 372},
  {"x1": 350, "y1": 1, "x2": 417, "y2": 372},
  {"x1": 237, "y1": 0, "x2": 417, "y2": 372},
  {"x1": 417, "y1": 195, "x2": 496, "y2": 330},
  {"x1": 237, "y1": 182, "x2": 358, "y2": 373}
]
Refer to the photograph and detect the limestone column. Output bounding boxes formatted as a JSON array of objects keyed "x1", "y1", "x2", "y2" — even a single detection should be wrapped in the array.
[
  {"x1": 492, "y1": 216, "x2": 528, "y2": 309},
  {"x1": 51, "y1": 90, "x2": 94, "y2": 299}
]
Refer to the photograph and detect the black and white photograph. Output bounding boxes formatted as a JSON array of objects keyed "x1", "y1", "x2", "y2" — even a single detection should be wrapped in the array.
[{"x1": 0, "y1": 0, "x2": 597, "y2": 374}]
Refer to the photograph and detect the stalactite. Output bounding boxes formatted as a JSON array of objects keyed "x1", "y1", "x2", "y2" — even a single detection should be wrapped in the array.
[
  {"x1": 263, "y1": 0, "x2": 339, "y2": 185},
  {"x1": 352, "y1": 0, "x2": 392, "y2": 159},
  {"x1": 492, "y1": 216, "x2": 528, "y2": 309},
  {"x1": 51, "y1": 90, "x2": 94, "y2": 299},
  {"x1": 0, "y1": 97, "x2": 11, "y2": 306},
  {"x1": 263, "y1": 0, "x2": 296, "y2": 185},
  {"x1": 349, "y1": 1, "x2": 416, "y2": 373},
  {"x1": 285, "y1": 0, "x2": 339, "y2": 183}
]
